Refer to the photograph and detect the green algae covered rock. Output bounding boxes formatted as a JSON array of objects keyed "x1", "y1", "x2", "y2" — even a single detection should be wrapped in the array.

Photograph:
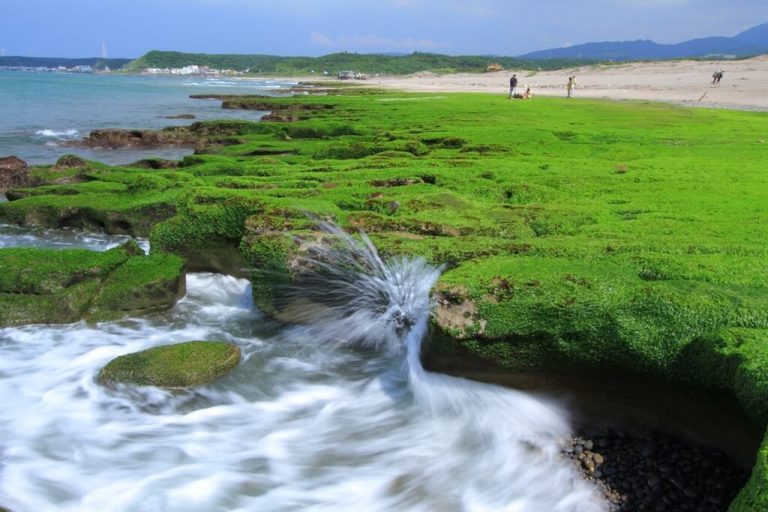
[
  {"x1": 149, "y1": 189, "x2": 262, "y2": 275},
  {"x1": 88, "y1": 253, "x2": 186, "y2": 321},
  {"x1": 98, "y1": 341, "x2": 241, "y2": 388},
  {"x1": 0, "y1": 242, "x2": 186, "y2": 327}
]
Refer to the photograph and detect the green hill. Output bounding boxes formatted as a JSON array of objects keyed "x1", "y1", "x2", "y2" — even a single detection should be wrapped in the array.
[{"x1": 126, "y1": 50, "x2": 597, "y2": 75}]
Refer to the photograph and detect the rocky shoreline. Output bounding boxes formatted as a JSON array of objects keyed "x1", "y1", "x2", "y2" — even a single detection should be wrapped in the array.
[
  {"x1": 564, "y1": 427, "x2": 748, "y2": 511},
  {"x1": 1, "y1": 85, "x2": 766, "y2": 510}
]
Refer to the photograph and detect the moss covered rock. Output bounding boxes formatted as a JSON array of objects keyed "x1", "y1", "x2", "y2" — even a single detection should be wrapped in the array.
[
  {"x1": 98, "y1": 340, "x2": 241, "y2": 388},
  {"x1": 0, "y1": 243, "x2": 186, "y2": 327},
  {"x1": 149, "y1": 189, "x2": 262, "y2": 275},
  {"x1": 87, "y1": 253, "x2": 186, "y2": 321}
]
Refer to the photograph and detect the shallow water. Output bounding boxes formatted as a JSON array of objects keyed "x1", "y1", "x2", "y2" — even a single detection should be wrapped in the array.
[
  {"x1": 0, "y1": 71, "x2": 295, "y2": 165},
  {"x1": 0, "y1": 223, "x2": 149, "y2": 252},
  {"x1": 0, "y1": 227, "x2": 605, "y2": 512}
]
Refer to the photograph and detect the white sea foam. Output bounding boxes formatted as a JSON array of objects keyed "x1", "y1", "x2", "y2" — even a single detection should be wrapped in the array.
[
  {"x1": 183, "y1": 79, "x2": 294, "y2": 89},
  {"x1": 34, "y1": 128, "x2": 79, "y2": 139},
  {"x1": 0, "y1": 224, "x2": 149, "y2": 252}
]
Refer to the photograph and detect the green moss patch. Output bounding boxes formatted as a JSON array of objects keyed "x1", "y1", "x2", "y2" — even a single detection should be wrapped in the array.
[
  {"x1": 5, "y1": 89, "x2": 768, "y2": 507},
  {"x1": 88, "y1": 254, "x2": 186, "y2": 321},
  {"x1": 98, "y1": 340, "x2": 241, "y2": 388},
  {"x1": 0, "y1": 244, "x2": 185, "y2": 327}
]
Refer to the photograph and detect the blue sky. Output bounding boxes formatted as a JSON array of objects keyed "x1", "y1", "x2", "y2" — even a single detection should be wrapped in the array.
[{"x1": 1, "y1": 0, "x2": 767, "y2": 58}]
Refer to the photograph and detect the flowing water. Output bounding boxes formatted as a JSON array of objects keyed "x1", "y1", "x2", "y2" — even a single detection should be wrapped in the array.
[{"x1": 0, "y1": 224, "x2": 606, "y2": 512}]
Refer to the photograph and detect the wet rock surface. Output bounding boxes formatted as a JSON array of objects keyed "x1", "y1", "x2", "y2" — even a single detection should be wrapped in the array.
[
  {"x1": 0, "y1": 156, "x2": 29, "y2": 192},
  {"x1": 564, "y1": 427, "x2": 749, "y2": 512},
  {"x1": 72, "y1": 122, "x2": 252, "y2": 150}
]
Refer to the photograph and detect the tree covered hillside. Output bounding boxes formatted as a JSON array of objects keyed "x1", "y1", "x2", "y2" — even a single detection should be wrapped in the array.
[{"x1": 126, "y1": 50, "x2": 597, "y2": 74}]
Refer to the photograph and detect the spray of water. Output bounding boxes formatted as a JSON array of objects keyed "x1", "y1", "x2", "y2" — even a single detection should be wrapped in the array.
[{"x1": 270, "y1": 222, "x2": 608, "y2": 511}]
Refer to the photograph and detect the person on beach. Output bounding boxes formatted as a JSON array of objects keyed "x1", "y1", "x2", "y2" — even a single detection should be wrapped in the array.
[
  {"x1": 567, "y1": 76, "x2": 576, "y2": 98},
  {"x1": 512, "y1": 87, "x2": 533, "y2": 99},
  {"x1": 508, "y1": 74, "x2": 518, "y2": 99}
]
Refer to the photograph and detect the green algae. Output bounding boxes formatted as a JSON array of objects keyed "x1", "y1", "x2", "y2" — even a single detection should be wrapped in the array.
[
  {"x1": 0, "y1": 244, "x2": 185, "y2": 326},
  {"x1": 2, "y1": 90, "x2": 768, "y2": 507},
  {"x1": 98, "y1": 340, "x2": 241, "y2": 388},
  {"x1": 88, "y1": 254, "x2": 186, "y2": 321}
]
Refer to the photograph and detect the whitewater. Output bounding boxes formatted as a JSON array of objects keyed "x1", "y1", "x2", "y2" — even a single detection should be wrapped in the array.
[{"x1": 0, "y1": 221, "x2": 607, "y2": 512}]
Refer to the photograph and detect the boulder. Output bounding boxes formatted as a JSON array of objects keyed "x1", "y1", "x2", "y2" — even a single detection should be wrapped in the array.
[
  {"x1": 0, "y1": 156, "x2": 29, "y2": 192},
  {"x1": 54, "y1": 154, "x2": 88, "y2": 169},
  {"x1": 98, "y1": 341, "x2": 241, "y2": 388}
]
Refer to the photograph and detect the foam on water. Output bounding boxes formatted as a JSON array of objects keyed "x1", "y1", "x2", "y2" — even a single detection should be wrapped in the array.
[
  {"x1": 0, "y1": 224, "x2": 149, "y2": 252},
  {"x1": 34, "y1": 128, "x2": 80, "y2": 139},
  {"x1": 0, "y1": 225, "x2": 607, "y2": 511}
]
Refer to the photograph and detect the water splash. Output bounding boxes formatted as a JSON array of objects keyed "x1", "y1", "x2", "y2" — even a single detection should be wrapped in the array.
[
  {"x1": 276, "y1": 221, "x2": 441, "y2": 354},
  {"x1": 272, "y1": 222, "x2": 607, "y2": 511}
]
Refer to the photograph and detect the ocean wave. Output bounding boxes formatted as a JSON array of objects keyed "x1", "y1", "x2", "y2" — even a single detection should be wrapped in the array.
[
  {"x1": 183, "y1": 79, "x2": 293, "y2": 89},
  {"x1": 34, "y1": 128, "x2": 79, "y2": 139}
]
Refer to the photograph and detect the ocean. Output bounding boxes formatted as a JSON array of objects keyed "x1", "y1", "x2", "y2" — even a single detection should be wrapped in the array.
[{"x1": 0, "y1": 70, "x2": 296, "y2": 166}]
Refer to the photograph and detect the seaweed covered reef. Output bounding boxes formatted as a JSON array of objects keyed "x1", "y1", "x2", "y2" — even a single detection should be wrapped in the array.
[{"x1": 2, "y1": 89, "x2": 768, "y2": 509}]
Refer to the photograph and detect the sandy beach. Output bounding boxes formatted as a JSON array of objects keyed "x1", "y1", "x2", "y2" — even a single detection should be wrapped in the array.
[{"x1": 338, "y1": 56, "x2": 768, "y2": 111}]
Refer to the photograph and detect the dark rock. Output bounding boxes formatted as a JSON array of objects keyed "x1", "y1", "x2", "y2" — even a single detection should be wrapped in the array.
[
  {"x1": 0, "y1": 156, "x2": 29, "y2": 192},
  {"x1": 562, "y1": 427, "x2": 748, "y2": 512},
  {"x1": 128, "y1": 158, "x2": 179, "y2": 170},
  {"x1": 76, "y1": 128, "x2": 200, "y2": 150},
  {"x1": 54, "y1": 154, "x2": 87, "y2": 169},
  {"x1": 164, "y1": 114, "x2": 196, "y2": 119},
  {"x1": 73, "y1": 122, "x2": 249, "y2": 151}
]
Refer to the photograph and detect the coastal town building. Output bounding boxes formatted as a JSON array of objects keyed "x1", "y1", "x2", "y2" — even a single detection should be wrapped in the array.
[{"x1": 143, "y1": 65, "x2": 244, "y2": 76}]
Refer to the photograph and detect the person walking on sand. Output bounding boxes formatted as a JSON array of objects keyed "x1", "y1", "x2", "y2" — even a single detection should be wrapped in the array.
[
  {"x1": 508, "y1": 74, "x2": 518, "y2": 99},
  {"x1": 567, "y1": 76, "x2": 576, "y2": 98}
]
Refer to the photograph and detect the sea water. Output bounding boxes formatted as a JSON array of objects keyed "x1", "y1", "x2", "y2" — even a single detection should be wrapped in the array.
[
  {"x1": 0, "y1": 70, "x2": 295, "y2": 165},
  {"x1": 0, "y1": 224, "x2": 607, "y2": 511}
]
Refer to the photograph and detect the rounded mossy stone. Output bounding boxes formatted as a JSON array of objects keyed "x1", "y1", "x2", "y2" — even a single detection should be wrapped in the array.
[{"x1": 99, "y1": 341, "x2": 241, "y2": 388}]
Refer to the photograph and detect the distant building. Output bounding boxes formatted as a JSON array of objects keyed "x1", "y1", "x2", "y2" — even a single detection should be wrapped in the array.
[
  {"x1": 142, "y1": 65, "x2": 243, "y2": 76},
  {"x1": 337, "y1": 70, "x2": 369, "y2": 80}
]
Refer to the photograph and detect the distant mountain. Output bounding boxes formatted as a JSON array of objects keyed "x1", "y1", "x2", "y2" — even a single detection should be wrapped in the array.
[
  {"x1": 0, "y1": 56, "x2": 132, "y2": 70},
  {"x1": 520, "y1": 22, "x2": 768, "y2": 61}
]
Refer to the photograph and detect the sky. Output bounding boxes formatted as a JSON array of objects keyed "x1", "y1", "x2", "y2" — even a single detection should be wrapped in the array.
[{"x1": 1, "y1": 0, "x2": 767, "y2": 58}]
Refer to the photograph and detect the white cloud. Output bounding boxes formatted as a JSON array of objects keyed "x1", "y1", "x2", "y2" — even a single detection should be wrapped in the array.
[{"x1": 309, "y1": 32, "x2": 446, "y2": 51}]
